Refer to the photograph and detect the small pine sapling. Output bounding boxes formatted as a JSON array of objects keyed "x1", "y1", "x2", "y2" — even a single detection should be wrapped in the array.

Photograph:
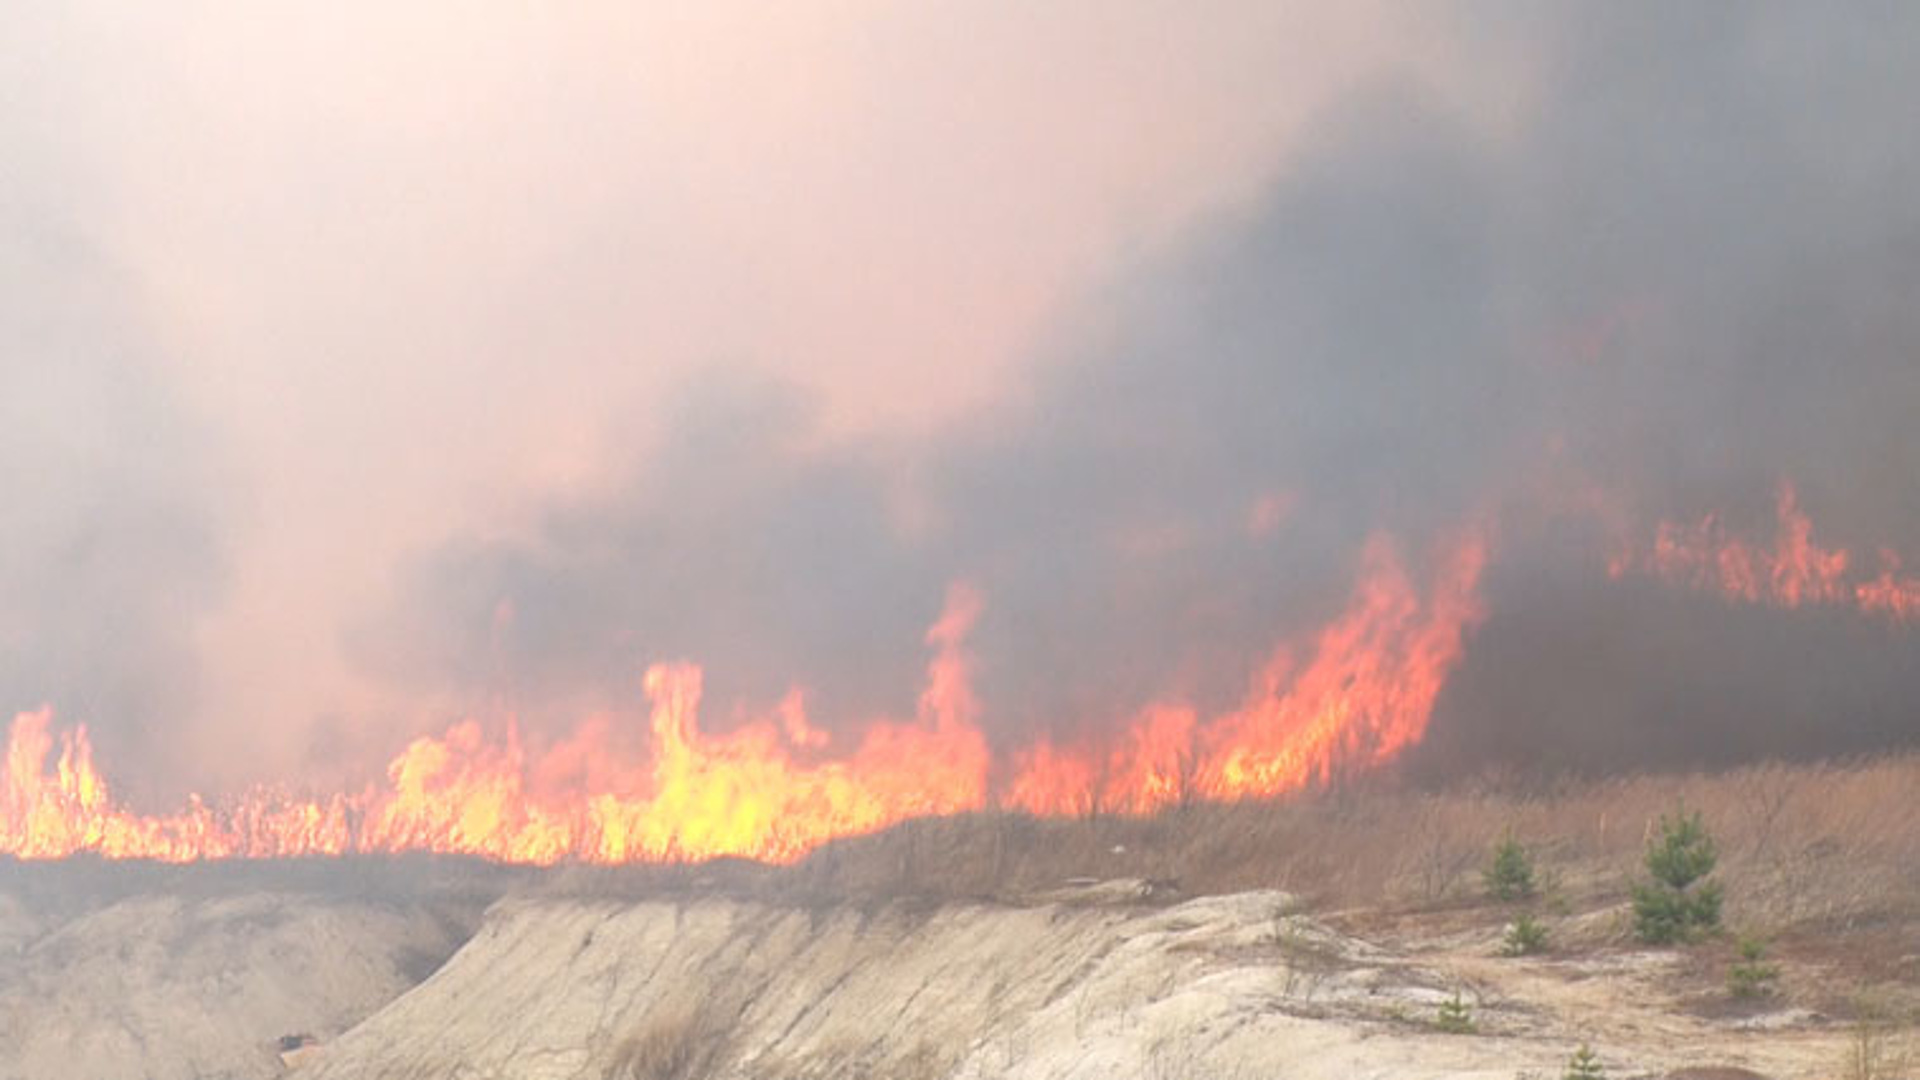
[
  {"x1": 1435, "y1": 991, "x2": 1477, "y2": 1034},
  {"x1": 1632, "y1": 809, "x2": 1723, "y2": 944},
  {"x1": 1501, "y1": 911, "x2": 1550, "y2": 957},
  {"x1": 1727, "y1": 936, "x2": 1781, "y2": 999},
  {"x1": 1484, "y1": 830, "x2": 1537, "y2": 902},
  {"x1": 1563, "y1": 1043, "x2": 1606, "y2": 1080}
]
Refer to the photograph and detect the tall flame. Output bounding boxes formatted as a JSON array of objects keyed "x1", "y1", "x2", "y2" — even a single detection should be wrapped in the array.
[
  {"x1": 1003, "y1": 532, "x2": 1488, "y2": 816},
  {"x1": 1611, "y1": 479, "x2": 1920, "y2": 624},
  {"x1": 1, "y1": 536, "x2": 1485, "y2": 864}
]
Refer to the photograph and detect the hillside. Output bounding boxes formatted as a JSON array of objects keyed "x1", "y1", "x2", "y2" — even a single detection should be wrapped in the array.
[{"x1": 2, "y1": 757, "x2": 1918, "y2": 1079}]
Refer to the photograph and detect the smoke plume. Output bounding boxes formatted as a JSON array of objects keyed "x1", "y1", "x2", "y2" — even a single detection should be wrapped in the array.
[
  {"x1": 370, "y1": 4, "x2": 1920, "y2": 773},
  {"x1": 6, "y1": 3, "x2": 1920, "y2": 801}
]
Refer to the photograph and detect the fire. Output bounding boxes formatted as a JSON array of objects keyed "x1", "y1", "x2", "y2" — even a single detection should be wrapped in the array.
[
  {"x1": 1611, "y1": 479, "x2": 1920, "y2": 624},
  {"x1": 1004, "y1": 532, "x2": 1488, "y2": 815},
  {"x1": 2, "y1": 537, "x2": 1486, "y2": 865},
  {"x1": 1856, "y1": 550, "x2": 1920, "y2": 623},
  {"x1": 1201, "y1": 532, "x2": 1488, "y2": 793},
  {"x1": 1, "y1": 711, "x2": 231, "y2": 861}
]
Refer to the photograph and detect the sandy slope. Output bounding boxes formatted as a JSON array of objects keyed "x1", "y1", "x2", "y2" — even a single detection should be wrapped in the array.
[
  {"x1": 296, "y1": 885, "x2": 1610, "y2": 1080},
  {"x1": 0, "y1": 888, "x2": 475, "y2": 1080},
  {"x1": 0, "y1": 873, "x2": 1864, "y2": 1079}
]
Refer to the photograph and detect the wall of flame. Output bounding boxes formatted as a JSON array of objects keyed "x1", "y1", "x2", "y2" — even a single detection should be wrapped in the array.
[
  {"x1": 9, "y1": 476, "x2": 1914, "y2": 868},
  {"x1": 1, "y1": 532, "x2": 1485, "y2": 865}
]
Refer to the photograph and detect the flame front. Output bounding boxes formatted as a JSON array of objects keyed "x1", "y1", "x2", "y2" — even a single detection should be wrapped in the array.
[
  {"x1": 1004, "y1": 533, "x2": 1487, "y2": 816},
  {"x1": 1611, "y1": 479, "x2": 1920, "y2": 624},
  {"x1": 1, "y1": 537, "x2": 1486, "y2": 864}
]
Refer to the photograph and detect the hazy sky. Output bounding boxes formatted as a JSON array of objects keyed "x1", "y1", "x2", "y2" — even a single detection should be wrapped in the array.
[{"x1": 7, "y1": 3, "x2": 1919, "y2": 800}]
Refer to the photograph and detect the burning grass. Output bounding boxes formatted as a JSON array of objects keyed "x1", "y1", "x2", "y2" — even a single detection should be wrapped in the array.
[
  {"x1": 499, "y1": 748, "x2": 1920, "y2": 999},
  {"x1": 0, "y1": 535, "x2": 1488, "y2": 867},
  {"x1": 20, "y1": 751, "x2": 1916, "y2": 944},
  {"x1": 11, "y1": 748, "x2": 1919, "y2": 1020}
]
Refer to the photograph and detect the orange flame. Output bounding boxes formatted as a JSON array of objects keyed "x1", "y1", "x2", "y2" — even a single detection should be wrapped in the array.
[
  {"x1": 1612, "y1": 479, "x2": 1920, "y2": 625},
  {"x1": 1856, "y1": 550, "x2": 1920, "y2": 624},
  {"x1": 1004, "y1": 532, "x2": 1487, "y2": 815},
  {"x1": 1, "y1": 539, "x2": 1486, "y2": 864}
]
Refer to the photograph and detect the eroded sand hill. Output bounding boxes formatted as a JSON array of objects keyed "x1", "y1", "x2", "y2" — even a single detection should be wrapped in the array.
[
  {"x1": 296, "y1": 884, "x2": 1850, "y2": 1080},
  {"x1": 0, "y1": 860, "x2": 503, "y2": 1080},
  {"x1": 0, "y1": 892, "x2": 471, "y2": 1080}
]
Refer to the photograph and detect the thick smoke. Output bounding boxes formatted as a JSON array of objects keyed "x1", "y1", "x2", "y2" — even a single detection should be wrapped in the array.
[
  {"x1": 0, "y1": 200, "x2": 228, "y2": 798},
  {"x1": 372, "y1": 3, "x2": 1920, "y2": 772},
  {"x1": 6, "y1": 3, "x2": 1906, "y2": 787},
  {"x1": 1416, "y1": 2, "x2": 1920, "y2": 775},
  {"x1": 356, "y1": 378, "x2": 940, "y2": 728}
]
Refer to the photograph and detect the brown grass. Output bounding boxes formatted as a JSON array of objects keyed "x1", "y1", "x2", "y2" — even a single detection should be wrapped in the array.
[
  {"x1": 531, "y1": 751, "x2": 1920, "y2": 1017},
  {"x1": 1839, "y1": 989, "x2": 1919, "y2": 1080},
  {"x1": 531, "y1": 753, "x2": 1920, "y2": 939},
  {"x1": 500, "y1": 754, "x2": 1920, "y2": 1065},
  {"x1": 606, "y1": 1002, "x2": 727, "y2": 1080},
  {"x1": 781, "y1": 753, "x2": 1920, "y2": 934}
]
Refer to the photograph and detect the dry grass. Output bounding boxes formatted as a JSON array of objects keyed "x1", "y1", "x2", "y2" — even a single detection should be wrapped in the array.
[
  {"x1": 1839, "y1": 990, "x2": 1920, "y2": 1080},
  {"x1": 606, "y1": 1002, "x2": 727, "y2": 1080},
  {"x1": 527, "y1": 753, "x2": 1920, "y2": 944},
  {"x1": 522, "y1": 752, "x2": 1920, "y2": 1015},
  {"x1": 782, "y1": 753, "x2": 1920, "y2": 934}
]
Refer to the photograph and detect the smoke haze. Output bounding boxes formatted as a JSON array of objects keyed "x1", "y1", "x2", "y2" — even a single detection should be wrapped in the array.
[{"x1": 5, "y1": 2, "x2": 1919, "y2": 801}]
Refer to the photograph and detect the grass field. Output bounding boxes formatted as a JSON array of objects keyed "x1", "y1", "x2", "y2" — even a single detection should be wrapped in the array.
[{"x1": 787, "y1": 754, "x2": 1920, "y2": 930}]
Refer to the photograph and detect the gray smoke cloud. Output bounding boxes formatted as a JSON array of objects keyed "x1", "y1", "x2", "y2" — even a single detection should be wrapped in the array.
[
  {"x1": 372, "y1": 2, "x2": 1920, "y2": 769},
  {"x1": 1411, "y1": 3, "x2": 1920, "y2": 776},
  {"x1": 356, "y1": 376, "x2": 940, "y2": 728},
  {"x1": 8, "y1": 2, "x2": 1425, "y2": 797},
  {"x1": 7, "y1": 2, "x2": 1920, "y2": 798},
  {"x1": 0, "y1": 198, "x2": 228, "y2": 797}
]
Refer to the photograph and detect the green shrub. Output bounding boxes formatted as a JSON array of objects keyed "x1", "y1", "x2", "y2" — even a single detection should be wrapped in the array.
[
  {"x1": 1563, "y1": 1043, "x2": 1606, "y2": 1080},
  {"x1": 1632, "y1": 809, "x2": 1722, "y2": 944},
  {"x1": 1727, "y1": 936, "x2": 1781, "y2": 999},
  {"x1": 1434, "y1": 991, "x2": 1476, "y2": 1034},
  {"x1": 1484, "y1": 831, "x2": 1537, "y2": 902},
  {"x1": 1501, "y1": 912, "x2": 1550, "y2": 957},
  {"x1": 1646, "y1": 810, "x2": 1718, "y2": 889},
  {"x1": 1631, "y1": 879, "x2": 1723, "y2": 944}
]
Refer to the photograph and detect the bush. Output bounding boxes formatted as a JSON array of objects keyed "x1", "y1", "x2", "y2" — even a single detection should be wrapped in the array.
[
  {"x1": 1727, "y1": 936, "x2": 1781, "y2": 999},
  {"x1": 608, "y1": 1006, "x2": 719, "y2": 1080},
  {"x1": 1501, "y1": 912, "x2": 1550, "y2": 957},
  {"x1": 1842, "y1": 991, "x2": 1914, "y2": 1080},
  {"x1": 1434, "y1": 991, "x2": 1476, "y2": 1034},
  {"x1": 1646, "y1": 810, "x2": 1718, "y2": 889},
  {"x1": 1563, "y1": 1043, "x2": 1606, "y2": 1080},
  {"x1": 1484, "y1": 831, "x2": 1537, "y2": 902},
  {"x1": 1632, "y1": 810, "x2": 1722, "y2": 944},
  {"x1": 1631, "y1": 879, "x2": 1724, "y2": 944}
]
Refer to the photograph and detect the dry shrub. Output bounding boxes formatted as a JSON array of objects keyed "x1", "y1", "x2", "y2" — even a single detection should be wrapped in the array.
[
  {"x1": 606, "y1": 1003, "x2": 725, "y2": 1080},
  {"x1": 1841, "y1": 991, "x2": 1915, "y2": 1080}
]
